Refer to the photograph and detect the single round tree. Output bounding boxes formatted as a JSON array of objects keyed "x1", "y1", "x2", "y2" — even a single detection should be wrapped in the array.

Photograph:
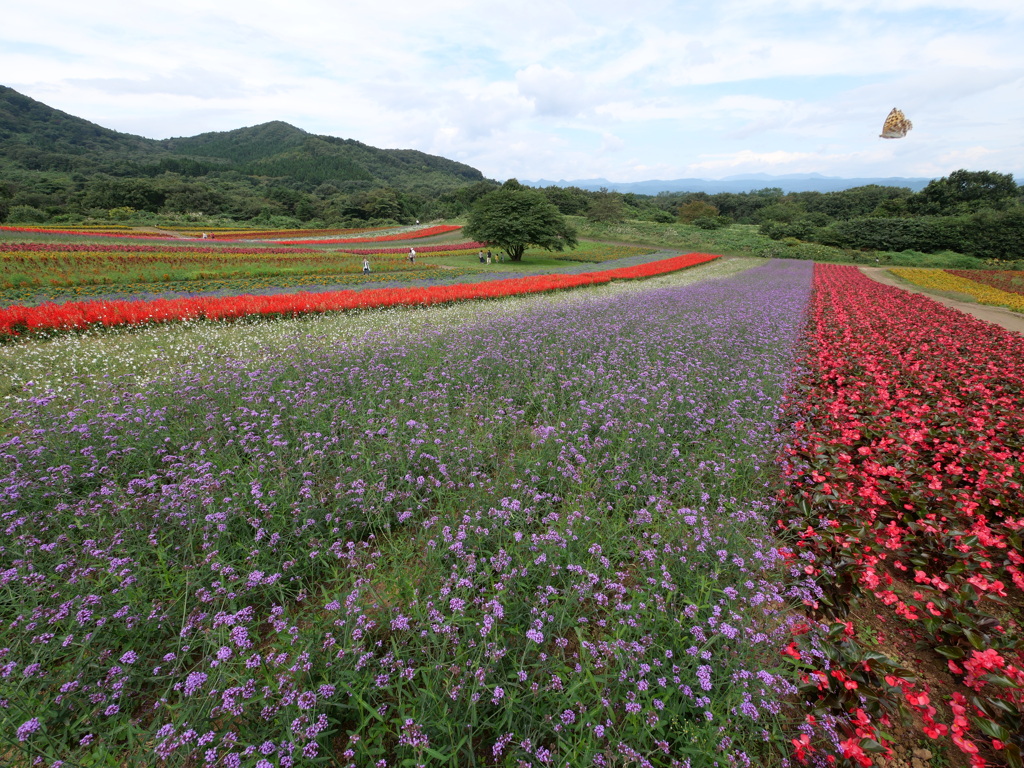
[{"x1": 464, "y1": 182, "x2": 578, "y2": 262}]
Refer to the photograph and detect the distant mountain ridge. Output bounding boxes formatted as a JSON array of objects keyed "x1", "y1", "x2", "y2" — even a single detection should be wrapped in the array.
[{"x1": 522, "y1": 173, "x2": 935, "y2": 195}]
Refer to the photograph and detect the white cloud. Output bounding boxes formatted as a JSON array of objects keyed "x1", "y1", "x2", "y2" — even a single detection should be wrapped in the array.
[
  {"x1": 514, "y1": 65, "x2": 592, "y2": 118},
  {"x1": 1, "y1": 0, "x2": 1022, "y2": 181}
]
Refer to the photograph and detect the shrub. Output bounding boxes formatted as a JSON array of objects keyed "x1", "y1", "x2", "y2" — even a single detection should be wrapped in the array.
[
  {"x1": 761, "y1": 219, "x2": 819, "y2": 240},
  {"x1": 957, "y1": 208, "x2": 1024, "y2": 261},
  {"x1": 815, "y1": 215, "x2": 962, "y2": 253},
  {"x1": 641, "y1": 209, "x2": 676, "y2": 224},
  {"x1": 884, "y1": 250, "x2": 985, "y2": 269},
  {"x1": 692, "y1": 215, "x2": 732, "y2": 230},
  {"x1": 678, "y1": 200, "x2": 719, "y2": 223},
  {"x1": 4, "y1": 204, "x2": 49, "y2": 224}
]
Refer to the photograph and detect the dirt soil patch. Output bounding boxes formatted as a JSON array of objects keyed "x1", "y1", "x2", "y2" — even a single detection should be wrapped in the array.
[{"x1": 860, "y1": 266, "x2": 1024, "y2": 336}]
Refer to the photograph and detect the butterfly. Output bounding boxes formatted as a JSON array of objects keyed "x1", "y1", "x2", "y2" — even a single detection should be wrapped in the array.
[{"x1": 879, "y1": 107, "x2": 912, "y2": 139}]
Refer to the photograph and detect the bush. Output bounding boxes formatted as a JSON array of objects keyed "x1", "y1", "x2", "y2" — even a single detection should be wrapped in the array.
[
  {"x1": 815, "y1": 209, "x2": 1024, "y2": 261},
  {"x1": 4, "y1": 204, "x2": 49, "y2": 224},
  {"x1": 692, "y1": 215, "x2": 732, "y2": 230},
  {"x1": 761, "y1": 219, "x2": 819, "y2": 240},
  {"x1": 48, "y1": 212, "x2": 87, "y2": 224},
  {"x1": 877, "y1": 250, "x2": 985, "y2": 269},
  {"x1": 755, "y1": 239, "x2": 857, "y2": 262},
  {"x1": 815, "y1": 215, "x2": 962, "y2": 253},
  {"x1": 641, "y1": 209, "x2": 676, "y2": 224},
  {"x1": 678, "y1": 200, "x2": 719, "y2": 223},
  {"x1": 957, "y1": 208, "x2": 1024, "y2": 261}
]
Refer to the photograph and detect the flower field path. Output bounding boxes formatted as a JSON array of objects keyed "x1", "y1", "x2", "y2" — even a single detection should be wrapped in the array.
[{"x1": 859, "y1": 266, "x2": 1024, "y2": 335}]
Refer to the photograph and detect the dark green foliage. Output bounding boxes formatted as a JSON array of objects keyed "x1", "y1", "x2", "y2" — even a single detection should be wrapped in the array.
[
  {"x1": 692, "y1": 215, "x2": 732, "y2": 230},
  {"x1": 760, "y1": 213, "x2": 830, "y2": 241},
  {"x1": 956, "y1": 208, "x2": 1024, "y2": 260},
  {"x1": 642, "y1": 209, "x2": 676, "y2": 223},
  {"x1": 791, "y1": 185, "x2": 914, "y2": 220},
  {"x1": 815, "y1": 215, "x2": 963, "y2": 253},
  {"x1": 77, "y1": 176, "x2": 168, "y2": 213},
  {"x1": 464, "y1": 182, "x2": 578, "y2": 261},
  {"x1": 814, "y1": 208, "x2": 1024, "y2": 261},
  {"x1": 586, "y1": 190, "x2": 626, "y2": 223},
  {"x1": 910, "y1": 169, "x2": 1020, "y2": 215},
  {"x1": 538, "y1": 185, "x2": 589, "y2": 215},
  {"x1": 677, "y1": 200, "x2": 719, "y2": 223}
]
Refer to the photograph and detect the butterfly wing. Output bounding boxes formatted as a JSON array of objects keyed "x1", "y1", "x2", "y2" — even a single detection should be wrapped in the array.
[{"x1": 880, "y1": 107, "x2": 912, "y2": 139}]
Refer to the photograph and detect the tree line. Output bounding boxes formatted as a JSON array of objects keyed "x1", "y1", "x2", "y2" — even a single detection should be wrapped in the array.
[
  {"x1": 536, "y1": 170, "x2": 1022, "y2": 262},
  {"x1": 2, "y1": 163, "x2": 1020, "y2": 263}
]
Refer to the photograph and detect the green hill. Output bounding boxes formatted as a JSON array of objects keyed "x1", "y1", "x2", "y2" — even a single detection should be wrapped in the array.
[
  {"x1": 160, "y1": 122, "x2": 483, "y2": 187},
  {"x1": 0, "y1": 85, "x2": 493, "y2": 225},
  {"x1": 0, "y1": 85, "x2": 170, "y2": 173}
]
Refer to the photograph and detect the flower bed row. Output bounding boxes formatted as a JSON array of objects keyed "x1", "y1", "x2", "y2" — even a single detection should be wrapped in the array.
[
  {"x1": 1, "y1": 243, "x2": 320, "y2": 254},
  {"x1": 778, "y1": 264, "x2": 1024, "y2": 768},
  {"x1": 0, "y1": 225, "x2": 388, "y2": 240},
  {"x1": 338, "y1": 242, "x2": 487, "y2": 255},
  {"x1": 189, "y1": 226, "x2": 385, "y2": 240},
  {"x1": 948, "y1": 270, "x2": 1024, "y2": 298},
  {"x1": 0, "y1": 226, "x2": 181, "y2": 240},
  {"x1": 1, "y1": 247, "x2": 430, "y2": 302},
  {"x1": 890, "y1": 268, "x2": 1024, "y2": 312},
  {"x1": 0, "y1": 253, "x2": 719, "y2": 341},
  {"x1": 275, "y1": 224, "x2": 462, "y2": 244},
  {"x1": 1, "y1": 265, "x2": 457, "y2": 308}
]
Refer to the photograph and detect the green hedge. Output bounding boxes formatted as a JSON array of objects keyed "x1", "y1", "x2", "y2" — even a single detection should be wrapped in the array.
[{"x1": 814, "y1": 209, "x2": 1024, "y2": 260}]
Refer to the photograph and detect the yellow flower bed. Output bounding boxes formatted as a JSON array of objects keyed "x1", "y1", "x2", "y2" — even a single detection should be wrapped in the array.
[{"x1": 889, "y1": 268, "x2": 1024, "y2": 312}]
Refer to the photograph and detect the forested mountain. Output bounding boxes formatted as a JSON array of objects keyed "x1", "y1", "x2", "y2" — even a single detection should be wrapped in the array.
[
  {"x1": 0, "y1": 85, "x2": 169, "y2": 171},
  {"x1": 160, "y1": 122, "x2": 483, "y2": 188},
  {"x1": 0, "y1": 85, "x2": 493, "y2": 225}
]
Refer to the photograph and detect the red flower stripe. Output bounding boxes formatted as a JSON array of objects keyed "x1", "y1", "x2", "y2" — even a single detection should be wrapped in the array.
[
  {"x1": 0, "y1": 253, "x2": 718, "y2": 339},
  {"x1": 275, "y1": 225, "x2": 462, "y2": 244},
  {"x1": 780, "y1": 264, "x2": 1024, "y2": 765},
  {"x1": 336, "y1": 242, "x2": 487, "y2": 255},
  {"x1": 0, "y1": 225, "x2": 385, "y2": 240},
  {"x1": 0, "y1": 226, "x2": 182, "y2": 240},
  {"x1": 207, "y1": 226, "x2": 384, "y2": 240},
  {"x1": 0, "y1": 243, "x2": 345, "y2": 256}
]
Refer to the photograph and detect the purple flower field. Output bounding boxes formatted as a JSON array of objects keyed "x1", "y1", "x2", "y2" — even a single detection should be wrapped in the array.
[{"x1": 2, "y1": 260, "x2": 816, "y2": 767}]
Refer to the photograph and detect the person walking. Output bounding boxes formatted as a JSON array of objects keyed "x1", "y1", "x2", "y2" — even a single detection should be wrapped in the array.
[
  {"x1": 363, "y1": 258, "x2": 371, "y2": 274},
  {"x1": 408, "y1": 248, "x2": 416, "y2": 264}
]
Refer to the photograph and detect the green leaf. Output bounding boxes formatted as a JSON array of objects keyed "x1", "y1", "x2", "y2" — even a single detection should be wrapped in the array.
[
  {"x1": 974, "y1": 716, "x2": 1012, "y2": 742},
  {"x1": 861, "y1": 738, "x2": 888, "y2": 754},
  {"x1": 423, "y1": 746, "x2": 453, "y2": 761},
  {"x1": 940, "y1": 622, "x2": 965, "y2": 637},
  {"x1": 981, "y1": 673, "x2": 1021, "y2": 688},
  {"x1": 962, "y1": 627, "x2": 987, "y2": 650}
]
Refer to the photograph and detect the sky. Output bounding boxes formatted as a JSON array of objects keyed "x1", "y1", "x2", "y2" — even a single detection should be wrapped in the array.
[{"x1": 4, "y1": 0, "x2": 1023, "y2": 184}]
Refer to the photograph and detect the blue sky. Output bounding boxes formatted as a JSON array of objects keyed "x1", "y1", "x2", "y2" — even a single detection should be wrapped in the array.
[{"x1": 4, "y1": 0, "x2": 1023, "y2": 183}]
